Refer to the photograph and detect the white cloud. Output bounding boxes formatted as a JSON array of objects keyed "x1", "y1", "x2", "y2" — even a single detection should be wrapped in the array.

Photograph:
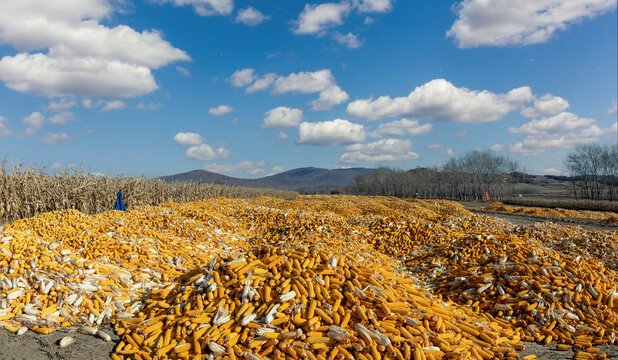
[
  {"x1": 40, "y1": 132, "x2": 74, "y2": 144},
  {"x1": 297, "y1": 119, "x2": 366, "y2": 146},
  {"x1": 521, "y1": 94, "x2": 570, "y2": 118},
  {"x1": 446, "y1": 148, "x2": 456, "y2": 156},
  {"x1": 0, "y1": 54, "x2": 159, "y2": 98},
  {"x1": 102, "y1": 100, "x2": 127, "y2": 112},
  {"x1": 509, "y1": 112, "x2": 595, "y2": 135},
  {"x1": 173, "y1": 132, "x2": 204, "y2": 146},
  {"x1": 509, "y1": 112, "x2": 609, "y2": 156},
  {"x1": 346, "y1": 79, "x2": 532, "y2": 122},
  {"x1": 543, "y1": 167, "x2": 562, "y2": 175},
  {"x1": 293, "y1": 2, "x2": 351, "y2": 35},
  {"x1": 364, "y1": 16, "x2": 375, "y2": 25},
  {"x1": 608, "y1": 101, "x2": 617, "y2": 116},
  {"x1": 246, "y1": 73, "x2": 277, "y2": 93},
  {"x1": 209, "y1": 105, "x2": 233, "y2": 116},
  {"x1": 153, "y1": 0, "x2": 234, "y2": 16},
  {"x1": 47, "y1": 98, "x2": 76, "y2": 111},
  {"x1": 0, "y1": 116, "x2": 13, "y2": 136},
  {"x1": 427, "y1": 142, "x2": 444, "y2": 149},
  {"x1": 204, "y1": 161, "x2": 267, "y2": 176},
  {"x1": 333, "y1": 32, "x2": 362, "y2": 48},
  {"x1": 230, "y1": 68, "x2": 256, "y2": 87},
  {"x1": 489, "y1": 144, "x2": 505, "y2": 151},
  {"x1": 273, "y1": 69, "x2": 335, "y2": 94},
  {"x1": 369, "y1": 118, "x2": 433, "y2": 138},
  {"x1": 311, "y1": 85, "x2": 350, "y2": 111},
  {"x1": 23, "y1": 111, "x2": 46, "y2": 136},
  {"x1": 49, "y1": 111, "x2": 76, "y2": 124},
  {"x1": 186, "y1": 143, "x2": 229, "y2": 160},
  {"x1": 263, "y1": 107, "x2": 303, "y2": 129},
  {"x1": 0, "y1": 0, "x2": 189, "y2": 99},
  {"x1": 82, "y1": 98, "x2": 94, "y2": 109},
  {"x1": 353, "y1": 0, "x2": 393, "y2": 13},
  {"x1": 340, "y1": 139, "x2": 419, "y2": 164},
  {"x1": 448, "y1": 0, "x2": 617, "y2": 48},
  {"x1": 176, "y1": 66, "x2": 190, "y2": 77},
  {"x1": 136, "y1": 101, "x2": 163, "y2": 110},
  {"x1": 268, "y1": 166, "x2": 285, "y2": 176},
  {"x1": 457, "y1": 131, "x2": 467, "y2": 137},
  {"x1": 277, "y1": 131, "x2": 289, "y2": 140},
  {"x1": 235, "y1": 7, "x2": 268, "y2": 26}
]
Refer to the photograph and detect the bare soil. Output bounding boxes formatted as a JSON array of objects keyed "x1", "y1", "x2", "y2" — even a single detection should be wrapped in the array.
[{"x1": 0, "y1": 325, "x2": 119, "y2": 360}]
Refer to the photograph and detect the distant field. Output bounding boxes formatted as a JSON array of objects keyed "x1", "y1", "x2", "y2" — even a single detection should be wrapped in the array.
[
  {"x1": 502, "y1": 197, "x2": 618, "y2": 213},
  {"x1": 0, "y1": 164, "x2": 297, "y2": 224}
]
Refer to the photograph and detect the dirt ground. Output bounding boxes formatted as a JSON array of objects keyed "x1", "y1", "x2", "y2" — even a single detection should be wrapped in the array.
[{"x1": 0, "y1": 325, "x2": 119, "y2": 360}]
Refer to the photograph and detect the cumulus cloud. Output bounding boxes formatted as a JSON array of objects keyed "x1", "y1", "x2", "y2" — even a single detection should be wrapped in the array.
[
  {"x1": 509, "y1": 112, "x2": 609, "y2": 156},
  {"x1": 23, "y1": 111, "x2": 46, "y2": 136},
  {"x1": 268, "y1": 166, "x2": 285, "y2": 176},
  {"x1": 204, "y1": 161, "x2": 267, "y2": 176},
  {"x1": 297, "y1": 119, "x2": 365, "y2": 146},
  {"x1": 230, "y1": 68, "x2": 256, "y2": 87},
  {"x1": 0, "y1": 116, "x2": 13, "y2": 136},
  {"x1": 346, "y1": 79, "x2": 532, "y2": 122},
  {"x1": 186, "y1": 143, "x2": 229, "y2": 160},
  {"x1": 209, "y1": 105, "x2": 233, "y2": 116},
  {"x1": 49, "y1": 111, "x2": 76, "y2": 124},
  {"x1": 47, "y1": 98, "x2": 76, "y2": 111},
  {"x1": 263, "y1": 107, "x2": 303, "y2": 129},
  {"x1": 521, "y1": 94, "x2": 570, "y2": 118},
  {"x1": 235, "y1": 7, "x2": 268, "y2": 26},
  {"x1": 448, "y1": 0, "x2": 617, "y2": 48},
  {"x1": 310, "y1": 85, "x2": 350, "y2": 110},
  {"x1": 369, "y1": 118, "x2": 433, "y2": 138},
  {"x1": 543, "y1": 167, "x2": 562, "y2": 175},
  {"x1": 333, "y1": 32, "x2": 362, "y2": 48},
  {"x1": 82, "y1": 99, "x2": 94, "y2": 109},
  {"x1": 446, "y1": 148, "x2": 456, "y2": 156},
  {"x1": 153, "y1": 0, "x2": 233, "y2": 16},
  {"x1": 40, "y1": 132, "x2": 75, "y2": 144},
  {"x1": 608, "y1": 101, "x2": 618, "y2": 116},
  {"x1": 0, "y1": 54, "x2": 159, "y2": 98},
  {"x1": 173, "y1": 132, "x2": 204, "y2": 146},
  {"x1": 427, "y1": 143, "x2": 444, "y2": 149},
  {"x1": 277, "y1": 131, "x2": 289, "y2": 140},
  {"x1": 353, "y1": 0, "x2": 393, "y2": 13},
  {"x1": 340, "y1": 139, "x2": 419, "y2": 164},
  {"x1": 102, "y1": 100, "x2": 127, "y2": 112},
  {"x1": 293, "y1": 2, "x2": 351, "y2": 35},
  {"x1": 246, "y1": 73, "x2": 277, "y2": 93},
  {"x1": 176, "y1": 66, "x2": 190, "y2": 77},
  {"x1": 489, "y1": 144, "x2": 505, "y2": 151},
  {"x1": 509, "y1": 112, "x2": 595, "y2": 135},
  {"x1": 292, "y1": 0, "x2": 393, "y2": 36},
  {"x1": 0, "y1": 0, "x2": 189, "y2": 99},
  {"x1": 273, "y1": 69, "x2": 335, "y2": 94}
]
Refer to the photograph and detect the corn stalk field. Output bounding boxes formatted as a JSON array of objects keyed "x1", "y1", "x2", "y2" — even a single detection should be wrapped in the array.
[
  {"x1": 0, "y1": 194, "x2": 616, "y2": 360},
  {"x1": 0, "y1": 162, "x2": 297, "y2": 224}
]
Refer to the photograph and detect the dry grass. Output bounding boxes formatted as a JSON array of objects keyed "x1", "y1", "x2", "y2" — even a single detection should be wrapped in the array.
[
  {"x1": 502, "y1": 197, "x2": 618, "y2": 213},
  {"x1": 0, "y1": 162, "x2": 297, "y2": 224}
]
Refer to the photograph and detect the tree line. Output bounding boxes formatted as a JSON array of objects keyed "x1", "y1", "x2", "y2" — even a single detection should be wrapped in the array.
[
  {"x1": 345, "y1": 144, "x2": 618, "y2": 201},
  {"x1": 345, "y1": 150, "x2": 519, "y2": 200}
]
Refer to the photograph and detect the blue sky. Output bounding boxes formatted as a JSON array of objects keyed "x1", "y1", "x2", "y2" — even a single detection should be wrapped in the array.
[{"x1": 0, "y1": 0, "x2": 616, "y2": 178}]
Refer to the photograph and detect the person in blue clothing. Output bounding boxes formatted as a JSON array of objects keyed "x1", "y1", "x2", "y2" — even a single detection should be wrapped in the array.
[{"x1": 113, "y1": 191, "x2": 127, "y2": 211}]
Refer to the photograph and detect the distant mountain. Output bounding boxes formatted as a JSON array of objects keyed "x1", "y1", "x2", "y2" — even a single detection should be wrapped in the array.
[{"x1": 160, "y1": 167, "x2": 372, "y2": 191}]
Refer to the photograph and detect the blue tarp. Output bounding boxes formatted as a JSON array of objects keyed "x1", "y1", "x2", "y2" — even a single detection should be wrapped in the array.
[{"x1": 113, "y1": 191, "x2": 127, "y2": 211}]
